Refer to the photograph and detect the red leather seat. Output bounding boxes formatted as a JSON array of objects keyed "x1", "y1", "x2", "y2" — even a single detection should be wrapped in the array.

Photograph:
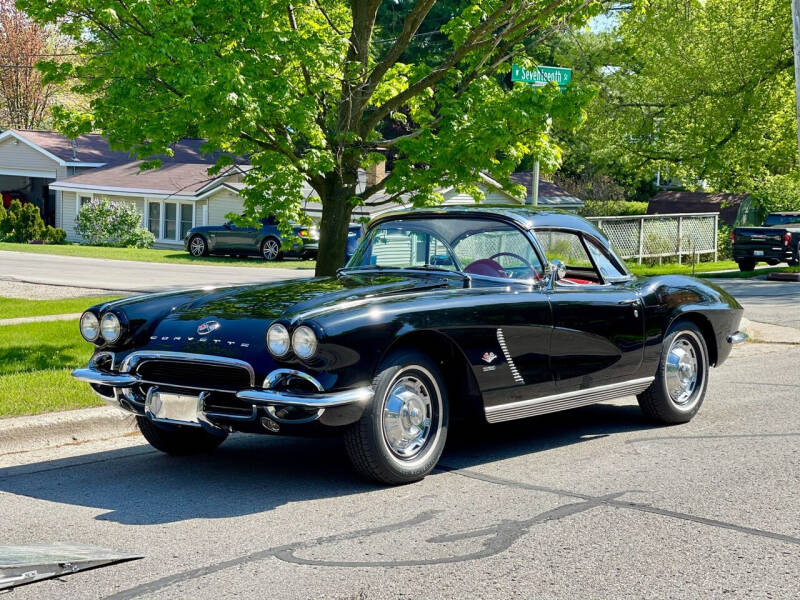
[{"x1": 464, "y1": 258, "x2": 506, "y2": 278}]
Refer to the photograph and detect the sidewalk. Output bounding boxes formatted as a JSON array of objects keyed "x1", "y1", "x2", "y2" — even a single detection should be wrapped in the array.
[{"x1": 0, "y1": 312, "x2": 81, "y2": 326}]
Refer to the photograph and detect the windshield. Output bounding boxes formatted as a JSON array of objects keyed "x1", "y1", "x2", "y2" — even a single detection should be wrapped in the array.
[
  {"x1": 764, "y1": 214, "x2": 800, "y2": 226},
  {"x1": 345, "y1": 217, "x2": 545, "y2": 280}
]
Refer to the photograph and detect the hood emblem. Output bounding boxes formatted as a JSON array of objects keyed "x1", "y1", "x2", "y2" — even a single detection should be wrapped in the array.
[
  {"x1": 197, "y1": 320, "x2": 221, "y2": 336},
  {"x1": 482, "y1": 351, "x2": 497, "y2": 364}
]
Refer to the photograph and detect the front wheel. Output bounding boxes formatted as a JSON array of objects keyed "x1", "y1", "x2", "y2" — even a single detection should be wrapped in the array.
[
  {"x1": 637, "y1": 321, "x2": 709, "y2": 424},
  {"x1": 188, "y1": 235, "x2": 208, "y2": 257},
  {"x1": 136, "y1": 417, "x2": 227, "y2": 455},
  {"x1": 344, "y1": 350, "x2": 448, "y2": 485}
]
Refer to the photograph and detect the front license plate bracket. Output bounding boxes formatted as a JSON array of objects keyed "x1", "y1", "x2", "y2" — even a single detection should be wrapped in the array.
[{"x1": 145, "y1": 388, "x2": 203, "y2": 426}]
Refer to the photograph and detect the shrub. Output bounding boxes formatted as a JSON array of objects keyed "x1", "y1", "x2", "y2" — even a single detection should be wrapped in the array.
[
  {"x1": 579, "y1": 200, "x2": 650, "y2": 217},
  {"x1": 44, "y1": 225, "x2": 67, "y2": 245},
  {"x1": 0, "y1": 204, "x2": 7, "y2": 238},
  {"x1": 75, "y1": 197, "x2": 154, "y2": 248},
  {"x1": 4, "y1": 200, "x2": 46, "y2": 243},
  {"x1": 717, "y1": 223, "x2": 732, "y2": 261}
]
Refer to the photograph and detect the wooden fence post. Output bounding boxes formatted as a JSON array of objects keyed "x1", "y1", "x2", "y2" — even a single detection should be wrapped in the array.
[{"x1": 677, "y1": 216, "x2": 683, "y2": 265}]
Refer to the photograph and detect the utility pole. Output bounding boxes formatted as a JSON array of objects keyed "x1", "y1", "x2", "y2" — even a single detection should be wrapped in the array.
[{"x1": 793, "y1": 0, "x2": 800, "y2": 162}]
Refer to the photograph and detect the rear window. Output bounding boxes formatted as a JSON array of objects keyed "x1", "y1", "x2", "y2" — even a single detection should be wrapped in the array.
[{"x1": 764, "y1": 214, "x2": 800, "y2": 226}]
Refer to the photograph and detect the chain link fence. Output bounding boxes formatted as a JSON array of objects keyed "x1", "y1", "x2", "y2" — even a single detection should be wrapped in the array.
[{"x1": 587, "y1": 213, "x2": 719, "y2": 264}]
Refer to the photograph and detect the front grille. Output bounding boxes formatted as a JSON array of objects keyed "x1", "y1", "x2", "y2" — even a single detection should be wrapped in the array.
[{"x1": 136, "y1": 359, "x2": 252, "y2": 392}]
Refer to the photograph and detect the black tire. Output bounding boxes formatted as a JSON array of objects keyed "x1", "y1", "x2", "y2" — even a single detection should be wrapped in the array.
[
  {"x1": 637, "y1": 321, "x2": 709, "y2": 424},
  {"x1": 136, "y1": 416, "x2": 227, "y2": 455},
  {"x1": 261, "y1": 237, "x2": 284, "y2": 261},
  {"x1": 766, "y1": 259, "x2": 779, "y2": 266},
  {"x1": 188, "y1": 235, "x2": 208, "y2": 257},
  {"x1": 737, "y1": 258, "x2": 756, "y2": 272},
  {"x1": 344, "y1": 350, "x2": 449, "y2": 485}
]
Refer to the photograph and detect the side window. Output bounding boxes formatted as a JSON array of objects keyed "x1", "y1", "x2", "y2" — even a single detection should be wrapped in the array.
[
  {"x1": 537, "y1": 230, "x2": 593, "y2": 268},
  {"x1": 452, "y1": 225, "x2": 543, "y2": 280},
  {"x1": 370, "y1": 230, "x2": 455, "y2": 270},
  {"x1": 584, "y1": 237, "x2": 628, "y2": 281}
]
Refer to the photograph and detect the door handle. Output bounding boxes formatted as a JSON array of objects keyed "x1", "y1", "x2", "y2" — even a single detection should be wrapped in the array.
[{"x1": 618, "y1": 298, "x2": 640, "y2": 306}]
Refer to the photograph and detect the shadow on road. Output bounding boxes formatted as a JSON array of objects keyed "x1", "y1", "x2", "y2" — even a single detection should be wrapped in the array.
[{"x1": 0, "y1": 403, "x2": 659, "y2": 525}]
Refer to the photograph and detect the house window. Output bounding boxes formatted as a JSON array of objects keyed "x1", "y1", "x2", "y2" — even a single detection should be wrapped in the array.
[
  {"x1": 77, "y1": 195, "x2": 91, "y2": 215},
  {"x1": 164, "y1": 202, "x2": 177, "y2": 239},
  {"x1": 180, "y1": 204, "x2": 193, "y2": 239},
  {"x1": 148, "y1": 202, "x2": 161, "y2": 237}
]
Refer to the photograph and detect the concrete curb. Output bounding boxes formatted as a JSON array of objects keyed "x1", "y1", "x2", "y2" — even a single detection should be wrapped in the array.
[
  {"x1": 0, "y1": 406, "x2": 136, "y2": 456},
  {"x1": 740, "y1": 317, "x2": 800, "y2": 345}
]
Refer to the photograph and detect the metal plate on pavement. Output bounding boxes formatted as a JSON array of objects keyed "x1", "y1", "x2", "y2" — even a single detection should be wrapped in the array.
[{"x1": 0, "y1": 543, "x2": 142, "y2": 590}]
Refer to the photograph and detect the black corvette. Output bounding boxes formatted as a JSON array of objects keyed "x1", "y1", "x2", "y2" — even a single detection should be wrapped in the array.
[{"x1": 73, "y1": 206, "x2": 744, "y2": 484}]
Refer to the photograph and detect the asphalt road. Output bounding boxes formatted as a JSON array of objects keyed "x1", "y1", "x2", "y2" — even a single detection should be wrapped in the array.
[
  {"x1": 709, "y1": 278, "x2": 800, "y2": 329},
  {"x1": 1, "y1": 338, "x2": 798, "y2": 599},
  {"x1": 0, "y1": 251, "x2": 312, "y2": 293}
]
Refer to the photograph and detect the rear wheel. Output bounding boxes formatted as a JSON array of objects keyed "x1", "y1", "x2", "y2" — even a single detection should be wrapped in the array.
[
  {"x1": 188, "y1": 235, "x2": 208, "y2": 257},
  {"x1": 136, "y1": 417, "x2": 227, "y2": 455},
  {"x1": 637, "y1": 321, "x2": 709, "y2": 424},
  {"x1": 737, "y1": 258, "x2": 756, "y2": 272},
  {"x1": 261, "y1": 237, "x2": 283, "y2": 261},
  {"x1": 344, "y1": 350, "x2": 448, "y2": 485}
]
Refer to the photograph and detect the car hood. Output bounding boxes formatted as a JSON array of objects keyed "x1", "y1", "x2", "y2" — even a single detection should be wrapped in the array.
[{"x1": 103, "y1": 271, "x2": 458, "y2": 353}]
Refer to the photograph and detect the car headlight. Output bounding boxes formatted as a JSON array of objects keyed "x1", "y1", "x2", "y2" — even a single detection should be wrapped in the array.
[
  {"x1": 266, "y1": 323, "x2": 290, "y2": 357},
  {"x1": 100, "y1": 313, "x2": 122, "y2": 343},
  {"x1": 292, "y1": 325, "x2": 318, "y2": 360},
  {"x1": 80, "y1": 311, "x2": 100, "y2": 342}
]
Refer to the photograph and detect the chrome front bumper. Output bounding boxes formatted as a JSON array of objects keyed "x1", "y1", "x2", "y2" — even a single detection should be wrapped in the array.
[
  {"x1": 727, "y1": 331, "x2": 747, "y2": 345},
  {"x1": 71, "y1": 361, "x2": 372, "y2": 428}
]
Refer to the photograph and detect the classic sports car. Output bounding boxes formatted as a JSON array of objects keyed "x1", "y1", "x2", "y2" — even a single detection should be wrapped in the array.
[
  {"x1": 184, "y1": 217, "x2": 319, "y2": 260},
  {"x1": 73, "y1": 206, "x2": 744, "y2": 484}
]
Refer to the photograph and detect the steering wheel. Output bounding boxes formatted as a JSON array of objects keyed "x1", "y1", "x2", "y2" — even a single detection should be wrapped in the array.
[{"x1": 488, "y1": 252, "x2": 541, "y2": 280}]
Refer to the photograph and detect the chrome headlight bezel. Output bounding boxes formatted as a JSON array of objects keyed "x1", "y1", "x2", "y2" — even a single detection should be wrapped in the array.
[
  {"x1": 79, "y1": 311, "x2": 100, "y2": 342},
  {"x1": 266, "y1": 323, "x2": 291, "y2": 357},
  {"x1": 291, "y1": 325, "x2": 318, "y2": 360},
  {"x1": 100, "y1": 312, "x2": 122, "y2": 343}
]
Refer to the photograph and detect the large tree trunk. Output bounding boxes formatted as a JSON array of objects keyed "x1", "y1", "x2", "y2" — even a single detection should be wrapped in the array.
[{"x1": 315, "y1": 188, "x2": 354, "y2": 277}]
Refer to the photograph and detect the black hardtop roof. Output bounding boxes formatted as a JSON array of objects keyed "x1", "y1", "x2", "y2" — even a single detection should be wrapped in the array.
[{"x1": 371, "y1": 204, "x2": 604, "y2": 238}]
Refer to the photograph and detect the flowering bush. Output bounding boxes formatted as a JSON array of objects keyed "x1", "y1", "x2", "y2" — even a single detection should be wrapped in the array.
[{"x1": 75, "y1": 197, "x2": 154, "y2": 248}]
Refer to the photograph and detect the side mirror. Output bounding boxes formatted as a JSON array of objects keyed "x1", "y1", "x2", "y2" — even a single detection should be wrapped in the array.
[
  {"x1": 548, "y1": 259, "x2": 566, "y2": 286},
  {"x1": 223, "y1": 222, "x2": 232, "y2": 229}
]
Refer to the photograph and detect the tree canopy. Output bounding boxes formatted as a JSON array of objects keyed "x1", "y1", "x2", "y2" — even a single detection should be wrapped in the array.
[
  {"x1": 21, "y1": 0, "x2": 601, "y2": 274},
  {"x1": 562, "y1": 0, "x2": 796, "y2": 193}
]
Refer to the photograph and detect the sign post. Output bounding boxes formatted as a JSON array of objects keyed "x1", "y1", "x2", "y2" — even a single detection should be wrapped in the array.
[{"x1": 511, "y1": 64, "x2": 572, "y2": 87}]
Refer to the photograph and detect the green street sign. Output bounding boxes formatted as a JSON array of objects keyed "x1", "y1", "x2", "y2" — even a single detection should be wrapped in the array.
[{"x1": 511, "y1": 64, "x2": 572, "y2": 87}]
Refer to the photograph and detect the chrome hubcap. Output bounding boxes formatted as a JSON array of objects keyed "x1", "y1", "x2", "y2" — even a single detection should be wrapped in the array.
[
  {"x1": 382, "y1": 375, "x2": 433, "y2": 459},
  {"x1": 190, "y1": 238, "x2": 204, "y2": 256},
  {"x1": 263, "y1": 240, "x2": 279, "y2": 259},
  {"x1": 665, "y1": 336, "x2": 699, "y2": 406}
]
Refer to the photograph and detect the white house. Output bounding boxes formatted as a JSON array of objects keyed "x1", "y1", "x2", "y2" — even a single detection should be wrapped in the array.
[{"x1": 1, "y1": 129, "x2": 575, "y2": 248}]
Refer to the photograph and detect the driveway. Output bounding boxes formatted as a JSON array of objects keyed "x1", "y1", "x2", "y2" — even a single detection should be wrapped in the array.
[{"x1": 0, "y1": 251, "x2": 313, "y2": 293}]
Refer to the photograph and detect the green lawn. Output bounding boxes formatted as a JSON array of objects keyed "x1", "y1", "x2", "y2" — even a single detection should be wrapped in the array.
[
  {"x1": 627, "y1": 260, "x2": 740, "y2": 277},
  {"x1": 627, "y1": 259, "x2": 800, "y2": 279},
  {"x1": 0, "y1": 320, "x2": 102, "y2": 417},
  {"x1": 0, "y1": 242, "x2": 316, "y2": 270},
  {"x1": 0, "y1": 295, "x2": 121, "y2": 320}
]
